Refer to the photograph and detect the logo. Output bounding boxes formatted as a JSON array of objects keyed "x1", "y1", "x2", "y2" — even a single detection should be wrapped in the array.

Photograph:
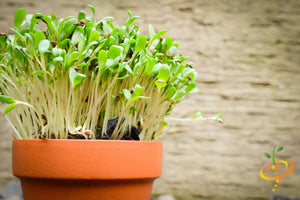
[{"x1": 260, "y1": 146, "x2": 294, "y2": 192}]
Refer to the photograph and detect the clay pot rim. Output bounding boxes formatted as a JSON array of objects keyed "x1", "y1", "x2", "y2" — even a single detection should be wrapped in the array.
[
  {"x1": 13, "y1": 139, "x2": 163, "y2": 180},
  {"x1": 13, "y1": 138, "x2": 160, "y2": 144}
]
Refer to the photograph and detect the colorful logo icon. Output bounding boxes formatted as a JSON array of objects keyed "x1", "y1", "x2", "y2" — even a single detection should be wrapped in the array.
[{"x1": 260, "y1": 146, "x2": 294, "y2": 192}]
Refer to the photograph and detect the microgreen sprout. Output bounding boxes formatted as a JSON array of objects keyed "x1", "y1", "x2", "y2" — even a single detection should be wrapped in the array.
[{"x1": 0, "y1": 6, "x2": 219, "y2": 140}]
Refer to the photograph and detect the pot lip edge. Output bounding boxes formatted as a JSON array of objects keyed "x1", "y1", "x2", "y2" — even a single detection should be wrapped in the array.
[{"x1": 12, "y1": 138, "x2": 162, "y2": 145}]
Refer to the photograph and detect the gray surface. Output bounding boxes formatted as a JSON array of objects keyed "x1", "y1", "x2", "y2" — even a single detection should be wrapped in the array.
[{"x1": 0, "y1": 181, "x2": 22, "y2": 200}]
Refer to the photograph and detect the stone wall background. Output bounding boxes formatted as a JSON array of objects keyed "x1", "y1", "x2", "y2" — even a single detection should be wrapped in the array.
[{"x1": 0, "y1": 0, "x2": 299, "y2": 199}]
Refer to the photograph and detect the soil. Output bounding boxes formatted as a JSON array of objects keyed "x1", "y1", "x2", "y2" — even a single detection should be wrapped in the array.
[{"x1": 95, "y1": 117, "x2": 141, "y2": 140}]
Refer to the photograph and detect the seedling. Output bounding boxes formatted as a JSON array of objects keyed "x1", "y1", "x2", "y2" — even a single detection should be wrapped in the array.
[
  {"x1": 264, "y1": 146, "x2": 284, "y2": 171},
  {"x1": 0, "y1": 6, "x2": 221, "y2": 140}
]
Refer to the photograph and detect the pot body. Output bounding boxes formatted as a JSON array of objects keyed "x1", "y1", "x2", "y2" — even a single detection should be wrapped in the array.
[{"x1": 12, "y1": 139, "x2": 163, "y2": 200}]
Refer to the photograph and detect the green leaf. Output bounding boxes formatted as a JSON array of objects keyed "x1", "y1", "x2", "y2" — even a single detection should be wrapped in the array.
[
  {"x1": 88, "y1": 5, "x2": 95, "y2": 20},
  {"x1": 67, "y1": 51, "x2": 79, "y2": 66},
  {"x1": 164, "y1": 37, "x2": 173, "y2": 51},
  {"x1": 54, "y1": 56, "x2": 64, "y2": 62},
  {"x1": 125, "y1": 64, "x2": 134, "y2": 76},
  {"x1": 31, "y1": 70, "x2": 51, "y2": 76},
  {"x1": 125, "y1": 16, "x2": 140, "y2": 27},
  {"x1": 264, "y1": 153, "x2": 271, "y2": 159},
  {"x1": 40, "y1": 15, "x2": 57, "y2": 36},
  {"x1": 0, "y1": 34, "x2": 7, "y2": 50},
  {"x1": 108, "y1": 45, "x2": 122, "y2": 60},
  {"x1": 123, "y1": 89, "x2": 131, "y2": 100},
  {"x1": 14, "y1": 8, "x2": 26, "y2": 28},
  {"x1": 135, "y1": 35, "x2": 147, "y2": 54},
  {"x1": 3, "y1": 103, "x2": 17, "y2": 115},
  {"x1": 155, "y1": 79, "x2": 166, "y2": 89},
  {"x1": 212, "y1": 113, "x2": 223, "y2": 122},
  {"x1": 192, "y1": 110, "x2": 203, "y2": 119},
  {"x1": 175, "y1": 90, "x2": 186, "y2": 102},
  {"x1": 157, "y1": 65, "x2": 170, "y2": 81},
  {"x1": 150, "y1": 30, "x2": 167, "y2": 44},
  {"x1": 30, "y1": 13, "x2": 42, "y2": 31},
  {"x1": 51, "y1": 14, "x2": 57, "y2": 22},
  {"x1": 71, "y1": 27, "x2": 84, "y2": 46},
  {"x1": 88, "y1": 31, "x2": 100, "y2": 44},
  {"x1": 131, "y1": 96, "x2": 150, "y2": 103},
  {"x1": 78, "y1": 11, "x2": 86, "y2": 21},
  {"x1": 165, "y1": 86, "x2": 177, "y2": 100},
  {"x1": 48, "y1": 63, "x2": 55, "y2": 73},
  {"x1": 69, "y1": 67, "x2": 86, "y2": 89},
  {"x1": 34, "y1": 31, "x2": 46, "y2": 47},
  {"x1": 149, "y1": 24, "x2": 156, "y2": 38},
  {"x1": 129, "y1": 106, "x2": 137, "y2": 113},
  {"x1": 276, "y1": 147, "x2": 283, "y2": 152},
  {"x1": 185, "y1": 83, "x2": 196, "y2": 94},
  {"x1": 127, "y1": 10, "x2": 133, "y2": 18},
  {"x1": 0, "y1": 95, "x2": 16, "y2": 104},
  {"x1": 149, "y1": 63, "x2": 163, "y2": 75},
  {"x1": 98, "y1": 50, "x2": 107, "y2": 68},
  {"x1": 131, "y1": 85, "x2": 144, "y2": 98},
  {"x1": 162, "y1": 120, "x2": 168, "y2": 127},
  {"x1": 38, "y1": 39, "x2": 50, "y2": 53}
]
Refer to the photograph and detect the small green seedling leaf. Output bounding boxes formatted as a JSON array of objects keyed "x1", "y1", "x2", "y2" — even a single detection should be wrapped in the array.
[
  {"x1": 165, "y1": 86, "x2": 177, "y2": 100},
  {"x1": 125, "y1": 64, "x2": 134, "y2": 76},
  {"x1": 69, "y1": 67, "x2": 86, "y2": 89},
  {"x1": 54, "y1": 56, "x2": 64, "y2": 62},
  {"x1": 123, "y1": 89, "x2": 131, "y2": 100},
  {"x1": 131, "y1": 96, "x2": 150, "y2": 103},
  {"x1": 67, "y1": 51, "x2": 79, "y2": 66},
  {"x1": 98, "y1": 50, "x2": 107, "y2": 68},
  {"x1": 0, "y1": 95, "x2": 16, "y2": 104},
  {"x1": 155, "y1": 79, "x2": 166, "y2": 89},
  {"x1": 88, "y1": 5, "x2": 95, "y2": 20},
  {"x1": 129, "y1": 106, "x2": 137, "y2": 113},
  {"x1": 3, "y1": 103, "x2": 17, "y2": 115},
  {"x1": 192, "y1": 110, "x2": 203, "y2": 119},
  {"x1": 0, "y1": 34, "x2": 7, "y2": 50},
  {"x1": 125, "y1": 16, "x2": 140, "y2": 27},
  {"x1": 78, "y1": 10, "x2": 86, "y2": 21},
  {"x1": 276, "y1": 146, "x2": 283, "y2": 152},
  {"x1": 108, "y1": 45, "x2": 122, "y2": 60},
  {"x1": 71, "y1": 27, "x2": 84, "y2": 46},
  {"x1": 131, "y1": 85, "x2": 144, "y2": 97},
  {"x1": 38, "y1": 39, "x2": 50, "y2": 53},
  {"x1": 149, "y1": 24, "x2": 156, "y2": 38},
  {"x1": 14, "y1": 8, "x2": 26, "y2": 28},
  {"x1": 88, "y1": 31, "x2": 100, "y2": 44},
  {"x1": 157, "y1": 65, "x2": 170, "y2": 82},
  {"x1": 185, "y1": 83, "x2": 196, "y2": 94},
  {"x1": 164, "y1": 37, "x2": 173, "y2": 51},
  {"x1": 127, "y1": 10, "x2": 132, "y2": 18},
  {"x1": 212, "y1": 113, "x2": 223, "y2": 124},
  {"x1": 264, "y1": 153, "x2": 271, "y2": 159},
  {"x1": 135, "y1": 35, "x2": 147, "y2": 54},
  {"x1": 150, "y1": 30, "x2": 167, "y2": 44}
]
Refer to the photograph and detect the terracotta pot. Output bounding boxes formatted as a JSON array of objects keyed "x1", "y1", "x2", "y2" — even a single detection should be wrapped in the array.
[{"x1": 12, "y1": 139, "x2": 163, "y2": 200}]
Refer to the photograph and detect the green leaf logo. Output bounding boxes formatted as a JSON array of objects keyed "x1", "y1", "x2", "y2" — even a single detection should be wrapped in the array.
[
  {"x1": 264, "y1": 153, "x2": 271, "y2": 159},
  {"x1": 276, "y1": 146, "x2": 283, "y2": 152}
]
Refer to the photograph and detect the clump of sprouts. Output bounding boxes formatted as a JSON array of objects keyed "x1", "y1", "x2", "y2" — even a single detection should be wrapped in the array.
[{"x1": 0, "y1": 6, "x2": 216, "y2": 140}]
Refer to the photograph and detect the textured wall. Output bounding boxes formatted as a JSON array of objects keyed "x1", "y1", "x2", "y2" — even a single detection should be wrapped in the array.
[{"x1": 0, "y1": 0, "x2": 300, "y2": 199}]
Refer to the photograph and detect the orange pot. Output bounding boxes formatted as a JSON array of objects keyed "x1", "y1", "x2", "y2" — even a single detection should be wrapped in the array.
[{"x1": 12, "y1": 139, "x2": 163, "y2": 200}]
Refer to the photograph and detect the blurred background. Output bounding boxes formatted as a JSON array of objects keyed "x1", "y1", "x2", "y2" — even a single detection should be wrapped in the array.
[{"x1": 0, "y1": 0, "x2": 299, "y2": 199}]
